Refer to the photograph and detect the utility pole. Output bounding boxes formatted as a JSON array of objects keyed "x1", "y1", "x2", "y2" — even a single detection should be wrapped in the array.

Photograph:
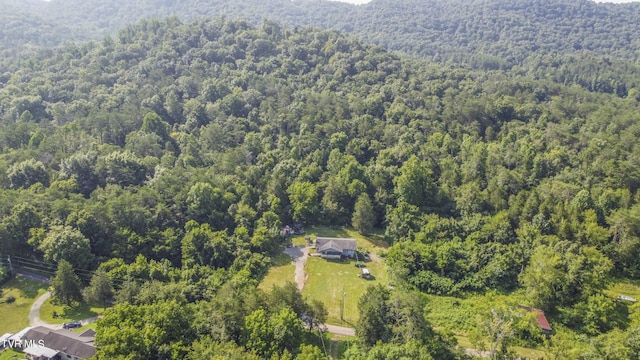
[
  {"x1": 340, "y1": 291, "x2": 347, "y2": 321},
  {"x1": 7, "y1": 255, "x2": 13, "y2": 278}
]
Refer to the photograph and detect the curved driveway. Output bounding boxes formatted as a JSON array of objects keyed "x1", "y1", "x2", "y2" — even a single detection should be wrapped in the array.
[{"x1": 29, "y1": 291, "x2": 62, "y2": 329}]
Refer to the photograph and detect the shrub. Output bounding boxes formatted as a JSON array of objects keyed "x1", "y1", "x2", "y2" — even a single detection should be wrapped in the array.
[
  {"x1": 0, "y1": 266, "x2": 9, "y2": 285},
  {"x1": 5, "y1": 295, "x2": 16, "y2": 303}
]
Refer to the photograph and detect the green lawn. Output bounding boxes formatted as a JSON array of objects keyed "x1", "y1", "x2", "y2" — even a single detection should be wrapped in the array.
[
  {"x1": 261, "y1": 226, "x2": 389, "y2": 295},
  {"x1": 74, "y1": 321, "x2": 98, "y2": 333},
  {"x1": 303, "y1": 256, "x2": 387, "y2": 326},
  {"x1": 259, "y1": 253, "x2": 296, "y2": 291},
  {"x1": 0, "y1": 348, "x2": 24, "y2": 360},
  {"x1": 39, "y1": 298, "x2": 104, "y2": 324},
  {"x1": 0, "y1": 276, "x2": 47, "y2": 334}
]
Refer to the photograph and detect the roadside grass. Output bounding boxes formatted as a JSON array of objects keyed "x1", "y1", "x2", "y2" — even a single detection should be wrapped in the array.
[
  {"x1": 327, "y1": 334, "x2": 356, "y2": 359},
  {"x1": 303, "y1": 256, "x2": 387, "y2": 326},
  {"x1": 0, "y1": 276, "x2": 47, "y2": 334},
  {"x1": 39, "y1": 299, "x2": 103, "y2": 324},
  {"x1": 259, "y1": 253, "x2": 296, "y2": 291},
  {"x1": 0, "y1": 348, "x2": 23, "y2": 360},
  {"x1": 299, "y1": 329, "x2": 355, "y2": 359}
]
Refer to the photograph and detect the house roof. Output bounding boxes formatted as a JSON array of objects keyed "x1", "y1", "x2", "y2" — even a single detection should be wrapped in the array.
[
  {"x1": 519, "y1": 306, "x2": 552, "y2": 332},
  {"x1": 316, "y1": 237, "x2": 357, "y2": 253},
  {"x1": 9, "y1": 326, "x2": 32, "y2": 342},
  {"x1": 22, "y1": 326, "x2": 96, "y2": 359},
  {"x1": 23, "y1": 344, "x2": 59, "y2": 358},
  {"x1": 79, "y1": 329, "x2": 96, "y2": 337}
]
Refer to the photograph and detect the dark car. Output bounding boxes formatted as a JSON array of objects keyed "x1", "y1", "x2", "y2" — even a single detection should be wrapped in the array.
[{"x1": 63, "y1": 322, "x2": 82, "y2": 329}]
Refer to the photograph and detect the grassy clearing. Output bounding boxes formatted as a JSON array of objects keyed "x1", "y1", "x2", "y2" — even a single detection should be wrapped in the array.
[
  {"x1": 259, "y1": 253, "x2": 296, "y2": 291},
  {"x1": 262, "y1": 225, "x2": 390, "y2": 322},
  {"x1": 429, "y1": 291, "x2": 592, "y2": 359},
  {"x1": 605, "y1": 279, "x2": 640, "y2": 302},
  {"x1": 39, "y1": 298, "x2": 103, "y2": 324},
  {"x1": 0, "y1": 276, "x2": 47, "y2": 334},
  {"x1": 605, "y1": 279, "x2": 640, "y2": 326},
  {"x1": 303, "y1": 256, "x2": 387, "y2": 326}
]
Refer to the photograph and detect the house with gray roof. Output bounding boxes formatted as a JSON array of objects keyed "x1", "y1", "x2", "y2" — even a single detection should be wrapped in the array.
[
  {"x1": 315, "y1": 237, "x2": 357, "y2": 259},
  {"x1": 17, "y1": 326, "x2": 96, "y2": 360}
]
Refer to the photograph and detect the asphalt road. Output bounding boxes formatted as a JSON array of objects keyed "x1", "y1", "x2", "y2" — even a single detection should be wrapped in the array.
[
  {"x1": 13, "y1": 269, "x2": 50, "y2": 284},
  {"x1": 323, "y1": 324, "x2": 356, "y2": 336}
]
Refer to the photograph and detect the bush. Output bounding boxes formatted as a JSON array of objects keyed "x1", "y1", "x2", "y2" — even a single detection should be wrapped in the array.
[
  {"x1": 0, "y1": 266, "x2": 9, "y2": 285},
  {"x1": 5, "y1": 295, "x2": 16, "y2": 303}
]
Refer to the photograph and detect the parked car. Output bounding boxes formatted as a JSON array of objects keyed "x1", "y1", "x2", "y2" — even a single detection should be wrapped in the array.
[{"x1": 63, "y1": 322, "x2": 82, "y2": 329}]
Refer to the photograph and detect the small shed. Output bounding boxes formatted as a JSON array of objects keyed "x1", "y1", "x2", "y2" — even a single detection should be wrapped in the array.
[
  {"x1": 359, "y1": 267, "x2": 371, "y2": 279},
  {"x1": 519, "y1": 306, "x2": 552, "y2": 335}
]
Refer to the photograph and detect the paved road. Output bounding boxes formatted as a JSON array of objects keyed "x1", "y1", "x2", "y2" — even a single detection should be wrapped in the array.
[
  {"x1": 283, "y1": 245, "x2": 308, "y2": 291},
  {"x1": 323, "y1": 323, "x2": 356, "y2": 336},
  {"x1": 14, "y1": 269, "x2": 50, "y2": 284}
]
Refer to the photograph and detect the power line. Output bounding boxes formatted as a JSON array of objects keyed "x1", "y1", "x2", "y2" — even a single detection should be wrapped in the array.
[
  {"x1": 10, "y1": 256, "x2": 95, "y2": 282},
  {"x1": 10, "y1": 255, "x2": 96, "y2": 276}
]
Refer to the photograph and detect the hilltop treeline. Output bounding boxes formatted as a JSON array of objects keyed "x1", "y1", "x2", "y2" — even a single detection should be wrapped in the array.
[{"x1": 3, "y1": 0, "x2": 640, "y2": 97}]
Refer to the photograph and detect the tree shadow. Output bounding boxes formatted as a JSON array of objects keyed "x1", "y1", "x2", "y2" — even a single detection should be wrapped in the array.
[
  {"x1": 272, "y1": 252, "x2": 293, "y2": 266},
  {"x1": 11, "y1": 276, "x2": 47, "y2": 298}
]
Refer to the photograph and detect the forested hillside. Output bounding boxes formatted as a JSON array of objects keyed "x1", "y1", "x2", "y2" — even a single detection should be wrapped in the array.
[
  {"x1": 5, "y1": 0, "x2": 640, "y2": 62},
  {"x1": 1, "y1": 16, "x2": 640, "y2": 357},
  {"x1": 3, "y1": 0, "x2": 640, "y2": 97}
]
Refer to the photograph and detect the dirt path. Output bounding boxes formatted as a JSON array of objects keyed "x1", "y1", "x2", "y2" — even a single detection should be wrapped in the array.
[{"x1": 283, "y1": 245, "x2": 309, "y2": 291}]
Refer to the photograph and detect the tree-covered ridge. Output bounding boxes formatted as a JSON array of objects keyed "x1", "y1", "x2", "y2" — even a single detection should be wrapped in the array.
[
  {"x1": 1, "y1": 17, "x2": 640, "y2": 357},
  {"x1": 3, "y1": 0, "x2": 640, "y2": 98},
  {"x1": 4, "y1": 0, "x2": 640, "y2": 64}
]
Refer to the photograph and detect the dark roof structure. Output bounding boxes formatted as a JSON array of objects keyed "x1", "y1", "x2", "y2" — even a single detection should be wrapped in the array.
[
  {"x1": 316, "y1": 237, "x2": 357, "y2": 253},
  {"x1": 22, "y1": 326, "x2": 96, "y2": 359},
  {"x1": 519, "y1": 306, "x2": 552, "y2": 332},
  {"x1": 79, "y1": 329, "x2": 96, "y2": 337}
]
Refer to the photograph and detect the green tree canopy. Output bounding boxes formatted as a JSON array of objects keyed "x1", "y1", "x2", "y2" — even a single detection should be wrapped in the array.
[
  {"x1": 50, "y1": 259, "x2": 83, "y2": 306},
  {"x1": 38, "y1": 225, "x2": 95, "y2": 269}
]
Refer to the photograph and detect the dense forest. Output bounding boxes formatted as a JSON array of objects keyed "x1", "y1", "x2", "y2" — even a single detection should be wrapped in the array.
[
  {"x1": 1, "y1": 4, "x2": 640, "y2": 360},
  {"x1": 3, "y1": 0, "x2": 640, "y2": 98}
]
